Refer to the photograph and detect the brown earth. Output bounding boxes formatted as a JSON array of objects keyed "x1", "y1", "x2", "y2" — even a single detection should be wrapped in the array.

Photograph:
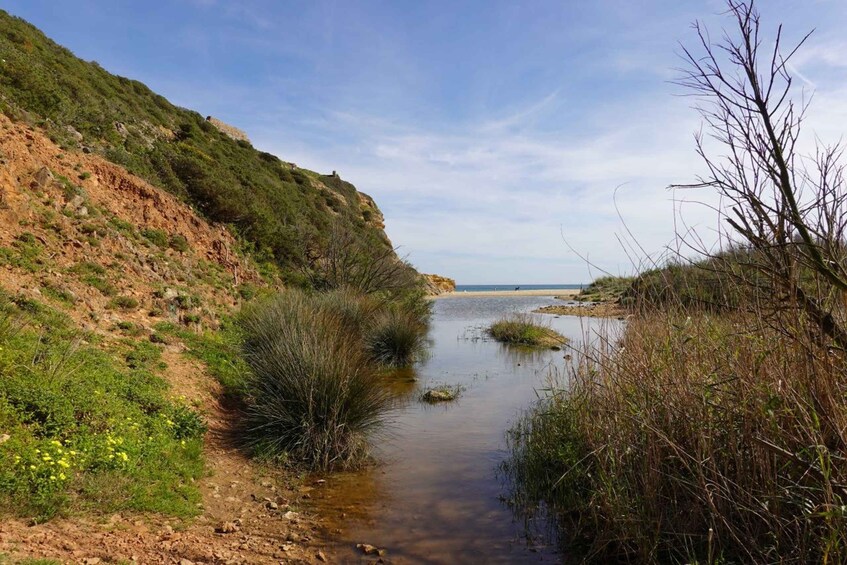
[{"x1": 0, "y1": 114, "x2": 336, "y2": 563}]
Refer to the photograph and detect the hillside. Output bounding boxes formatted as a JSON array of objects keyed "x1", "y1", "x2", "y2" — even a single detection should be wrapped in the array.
[
  {"x1": 0, "y1": 9, "x2": 423, "y2": 563},
  {"x1": 0, "y1": 9, "x2": 394, "y2": 284},
  {"x1": 0, "y1": 107, "x2": 334, "y2": 563}
]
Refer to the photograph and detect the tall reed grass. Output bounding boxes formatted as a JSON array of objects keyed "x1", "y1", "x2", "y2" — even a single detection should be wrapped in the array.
[
  {"x1": 238, "y1": 288, "x2": 429, "y2": 469},
  {"x1": 506, "y1": 311, "x2": 847, "y2": 562},
  {"x1": 239, "y1": 290, "x2": 392, "y2": 470}
]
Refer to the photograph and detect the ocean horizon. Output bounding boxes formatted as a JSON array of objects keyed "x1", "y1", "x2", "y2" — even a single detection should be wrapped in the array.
[{"x1": 455, "y1": 283, "x2": 584, "y2": 292}]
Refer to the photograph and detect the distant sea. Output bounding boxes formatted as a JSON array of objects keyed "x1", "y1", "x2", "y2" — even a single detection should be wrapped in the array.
[{"x1": 455, "y1": 284, "x2": 584, "y2": 292}]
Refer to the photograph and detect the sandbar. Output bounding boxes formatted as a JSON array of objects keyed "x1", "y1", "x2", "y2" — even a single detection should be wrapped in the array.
[{"x1": 432, "y1": 288, "x2": 580, "y2": 299}]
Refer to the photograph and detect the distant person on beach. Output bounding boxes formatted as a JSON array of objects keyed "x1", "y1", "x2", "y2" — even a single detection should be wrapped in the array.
[{"x1": 515, "y1": 286, "x2": 520, "y2": 291}]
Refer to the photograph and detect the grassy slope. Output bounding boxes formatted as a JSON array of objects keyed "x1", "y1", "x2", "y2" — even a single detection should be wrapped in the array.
[
  {"x1": 0, "y1": 293, "x2": 205, "y2": 521},
  {"x1": 0, "y1": 9, "x2": 391, "y2": 284}
]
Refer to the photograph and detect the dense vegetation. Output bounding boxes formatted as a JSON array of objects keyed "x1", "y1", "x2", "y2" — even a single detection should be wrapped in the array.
[
  {"x1": 239, "y1": 288, "x2": 429, "y2": 470},
  {"x1": 574, "y1": 275, "x2": 635, "y2": 303},
  {"x1": 0, "y1": 293, "x2": 205, "y2": 521},
  {"x1": 0, "y1": 9, "x2": 392, "y2": 284},
  {"x1": 505, "y1": 2, "x2": 847, "y2": 562}
]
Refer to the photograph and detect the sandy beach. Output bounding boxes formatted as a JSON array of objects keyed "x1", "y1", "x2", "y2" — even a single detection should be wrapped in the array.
[{"x1": 432, "y1": 288, "x2": 580, "y2": 299}]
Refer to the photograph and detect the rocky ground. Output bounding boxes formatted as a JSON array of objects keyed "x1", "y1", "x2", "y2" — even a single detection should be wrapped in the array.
[{"x1": 535, "y1": 300, "x2": 629, "y2": 319}]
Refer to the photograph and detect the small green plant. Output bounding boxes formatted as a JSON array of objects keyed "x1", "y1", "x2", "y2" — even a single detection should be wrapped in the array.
[
  {"x1": 40, "y1": 283, "x2": 75, "y2": 305},
  {"x1": 168, "y1": 234, "x2": 190, "y2": 253},
  {"x1": 69, "y1": 262, "x2": 117, "y2": 296},
  {"x1": 108, "y1": 216, "x2": 135, "y2": 236},
  {"x1": 488, "y1": 314, "x2": 565, "y2": 347},
  {"x1": 108, "y1": 296, "x2": 138, "y2": 311},
  {"x1": 0, "y1": 233, "x2": 47, "y2": 272},
  {"x1": 140, "y1": 228, "x2": 168, "y2": 248},
  {"x1": 182, "y1": 313, "x2": 201, "y2": 325}
]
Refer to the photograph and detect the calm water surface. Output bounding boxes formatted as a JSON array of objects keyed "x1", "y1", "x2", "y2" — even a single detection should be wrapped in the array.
[{"x1": 311, "y1": 295, "x2": 621, "y2": 564}]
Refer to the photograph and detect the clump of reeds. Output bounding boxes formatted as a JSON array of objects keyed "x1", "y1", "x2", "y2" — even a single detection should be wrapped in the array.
[
  {"x1": 238, "y1": 288, "x2": 429, "y2": 470},
  {"x1": 488, "y1": 313, "x2": 565, "y2": 347},
  {"x1": 505, "y1": 310, "x2": 847, "y2": 562},
  {"x1": 239, "y1": 290, "x2": 392, "y2": 470},
  {"x1": 365, "y1": 308, "x2": 428, "y2": 368}
]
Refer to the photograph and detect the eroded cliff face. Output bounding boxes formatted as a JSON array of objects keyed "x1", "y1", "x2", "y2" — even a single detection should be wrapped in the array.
[{"x1": 422, "y1": 273, "x2": 457, "y2": 295}]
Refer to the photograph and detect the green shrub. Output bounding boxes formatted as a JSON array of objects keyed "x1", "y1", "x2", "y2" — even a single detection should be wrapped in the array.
[
  {"x1": 365, "y1": 308, "x2": 428, "y2": 367},
  {"x1": 140, "y1": 228, "x2": 168, "y2": 248},
  {"x1": 239, "y1": 290, "x2": 392, "y2": 470},
  {"x1": 488, "y1": 314, "x2": 565, "y2": 347},
  {"x1": 168, "y1": 234, "x2": 190, "y2": 253},
  {"x1": 108, "y1": 296, "x2": 138, "y2": 311}
]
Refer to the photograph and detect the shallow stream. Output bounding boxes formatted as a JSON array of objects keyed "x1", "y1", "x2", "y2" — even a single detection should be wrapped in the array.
[{"x1": 311, "y1": 294, "x2": 620, "y2": 563}]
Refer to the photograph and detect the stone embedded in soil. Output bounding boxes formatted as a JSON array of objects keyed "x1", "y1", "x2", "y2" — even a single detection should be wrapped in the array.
[
  {"x1": 422, "y1": 388, "x2": 457, "y2": 402},
  {"x1": 357, "y1": 543, "x2": 387, "y2": 557},
  {"x1": 216, "y1": 521, "x2": 240, "y2": 534}
]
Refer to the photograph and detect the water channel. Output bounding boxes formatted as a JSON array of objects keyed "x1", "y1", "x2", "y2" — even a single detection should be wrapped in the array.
[{"x1": 312, "y1": 294, "x2": 620, "y2": 563}]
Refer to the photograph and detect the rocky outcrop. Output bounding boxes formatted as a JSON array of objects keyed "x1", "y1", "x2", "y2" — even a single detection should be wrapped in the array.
[
  {"x1": 205, "y1": 116, "x2": 250, "y2": 143},
  {"x1": 357, "y1": 192, "x2": 386, "y2": 230},
  {"x1": 422, "y1": 274, "x2": 456, "y2": 296}
]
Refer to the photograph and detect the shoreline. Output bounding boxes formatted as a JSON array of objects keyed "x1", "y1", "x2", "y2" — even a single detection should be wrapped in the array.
[{"x1": 432, "y1": 288, "x2": 580, "y2": 299}]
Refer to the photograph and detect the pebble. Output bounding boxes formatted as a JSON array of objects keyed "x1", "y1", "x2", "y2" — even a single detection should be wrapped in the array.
[{"x1": 216, "y1": 521, "x2": 240, "y2": 534}]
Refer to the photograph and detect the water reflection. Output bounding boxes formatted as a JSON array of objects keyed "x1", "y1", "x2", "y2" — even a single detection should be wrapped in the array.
[{"x1": 311, "y1": 295, "x2": 621, "y2": 563}]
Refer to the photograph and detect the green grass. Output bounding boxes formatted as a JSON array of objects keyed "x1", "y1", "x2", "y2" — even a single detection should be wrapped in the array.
[
  {"x1": 108, "y1": 296, "x2": 139, "y2": 311},
  {"x1": 140, "y1": 228, "x2": 168, "y2": 248},
  {"x1": 0, "y1": 292, "x2": 205, "y2": 521},
  {"x1": 69, "y1": 261, "x2": 116, "y2": 296},
  {"x1": 153, "y1": 320, "x2": 249, "y2": 398},
  {"x1": 0, "y1": 234, "x2": 47, "y2": 273},
  {"x1": 487, "y1": 314, "x2": 565, "y2": 347}
]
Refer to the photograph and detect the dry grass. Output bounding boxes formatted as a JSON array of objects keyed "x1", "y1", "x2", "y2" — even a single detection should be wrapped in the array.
[{"x1": 506, "y1": 310, "x2": 847, "y2": 562}]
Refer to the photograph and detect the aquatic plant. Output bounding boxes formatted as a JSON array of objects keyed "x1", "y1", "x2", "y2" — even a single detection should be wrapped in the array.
[{"x1": 487, "y1": 314, "x2": 565, "y2": 347}]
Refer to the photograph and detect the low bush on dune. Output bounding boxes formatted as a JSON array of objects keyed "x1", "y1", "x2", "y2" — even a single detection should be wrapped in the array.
[
  {"x1": 505, "y1": 312, "x2": 847, "y2": 562},
  {"x1": 488, "y1": 314, "x2": 565, "y2": 347},
  {"x1": 239, "y1": 289, "x2": 421, "y2": 470}
]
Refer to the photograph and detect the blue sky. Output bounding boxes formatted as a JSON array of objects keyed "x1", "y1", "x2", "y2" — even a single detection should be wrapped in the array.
[{"x1": 3, "y1": 1, "x2": 847, "y2": 283}]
